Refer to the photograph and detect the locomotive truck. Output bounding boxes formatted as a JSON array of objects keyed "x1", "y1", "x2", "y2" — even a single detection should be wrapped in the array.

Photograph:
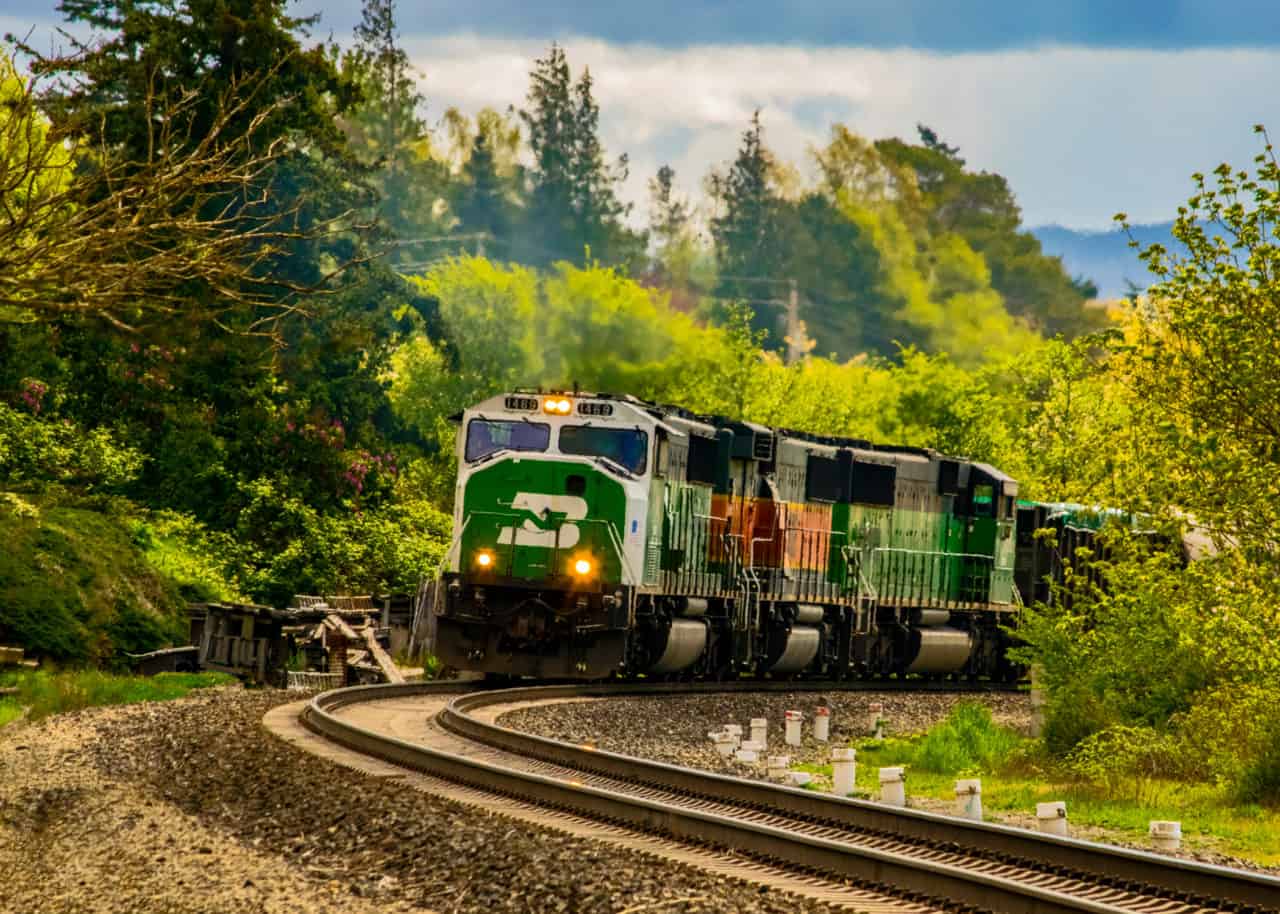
[{"x1": 430, "y1": 390, "x2": 1093, "y2": 681}]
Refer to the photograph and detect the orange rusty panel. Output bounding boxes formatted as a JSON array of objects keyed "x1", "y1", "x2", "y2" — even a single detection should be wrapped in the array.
[
  {"x1": 785, "y1": 502, "x2": 833, "y2": 573},
  {"x1": 704, "y1": 495, "x2": 836, "y2": 574},
  {"x1": 750, "y1": 499, "x2": 785, "y2": 566}
]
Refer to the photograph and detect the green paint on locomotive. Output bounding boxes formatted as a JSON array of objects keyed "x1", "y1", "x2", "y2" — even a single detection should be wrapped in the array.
[
  {"x1": 829, "y1": 504, "x2": 1012, "y2": 607},
  {"x1": 458, "y1": 459, "x2": 629, "y2": 583},
  {"x1": 644, "y1": 484, "x2": 1016, "y2": 609}
]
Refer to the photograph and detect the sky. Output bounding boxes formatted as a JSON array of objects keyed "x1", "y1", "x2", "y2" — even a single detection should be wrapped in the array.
[{"x1": 7, "y1": 1, "x2": 1280, "y2": 230}]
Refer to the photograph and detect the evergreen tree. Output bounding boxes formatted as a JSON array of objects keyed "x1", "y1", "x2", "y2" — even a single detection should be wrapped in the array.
[
  {"x1": 710, "y1": 112, "x2": 787, "y2": 339},
  {"x1": 520, "y1": 44, "x2": 576, "y2": 263},
  {"x1": 649, "y1": 164, "x2": 689, "y2": 246},
  {"x1": 917, "y1": 123, "x2": 963, "y2": 164},
  {"x1": 342, "y1": 0, "x2": 450, "y2": 262},
  {"x1": 455, "y1": 127, "x2": 509, "y2": 247},
  {"x1": 519, "y1": 44, "x2": 643, "y2": 268},
  {"x1": 646, "y1": 164, "x2": 706, "y2": 310},
  {"x1": 352, "y1": 0, "x2": 421, "y2": 157},
  {"x1": 23, "y1": 0, "x2": 420, "y2": 527}
]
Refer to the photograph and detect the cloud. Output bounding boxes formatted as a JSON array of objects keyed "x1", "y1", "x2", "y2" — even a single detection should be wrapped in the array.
[
  {"x1": 406, "y1": 36, "x2": 1280, "y2": 229},
  {"x1": 8, "y1": 6, "x2": 1277, "y2": 230},
  {"x1": 301, "y1": 0, "x2": 1280, "y2": 52}
]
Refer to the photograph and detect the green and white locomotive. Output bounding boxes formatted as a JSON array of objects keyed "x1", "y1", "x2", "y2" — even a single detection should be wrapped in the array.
[{"x1": 432, "y1": 390, "x2": 1030, "y2": 681}]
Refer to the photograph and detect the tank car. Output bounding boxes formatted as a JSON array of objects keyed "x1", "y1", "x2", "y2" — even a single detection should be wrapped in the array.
[{"x1": 431, "y1": 391, "x2": 1027, "y2": 680}]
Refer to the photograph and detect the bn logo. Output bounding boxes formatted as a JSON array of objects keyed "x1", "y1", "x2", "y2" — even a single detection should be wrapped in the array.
[{"x1": 497, "y1": 493, "x2": 589, "y2": 548}]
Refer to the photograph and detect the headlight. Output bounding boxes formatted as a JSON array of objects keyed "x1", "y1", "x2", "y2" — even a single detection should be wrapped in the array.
[
  {"x1": 543, "y1": 397, "x2": 572, "y2": 415},
  {"x1": 475, "y1": 551, "x2": 494, "y2": 569},
  {"x1": 572, "y1": 557, "x2": 592, "y2": 576}
]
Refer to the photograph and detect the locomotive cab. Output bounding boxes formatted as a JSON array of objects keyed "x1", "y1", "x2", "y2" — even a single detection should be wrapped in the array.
[{"x1": 435, "y1": 392, "x2": 655, "y2": 678}]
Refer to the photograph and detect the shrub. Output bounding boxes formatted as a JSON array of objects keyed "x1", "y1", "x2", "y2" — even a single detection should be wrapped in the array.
[
  {"x1": 1236, "y1": 723, "x2": 1280, "y2": 807},
  {"x1": 912, "y1": 702, "x2": 1024, "y2": 775},
  {"x1": 1065, "y1": 724, "x2": 1179, "y2": 803}
]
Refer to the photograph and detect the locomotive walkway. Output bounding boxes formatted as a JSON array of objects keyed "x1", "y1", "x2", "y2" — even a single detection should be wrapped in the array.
[{"x1": 275, "y1": 681, "x2": 1280, "y2": 914}]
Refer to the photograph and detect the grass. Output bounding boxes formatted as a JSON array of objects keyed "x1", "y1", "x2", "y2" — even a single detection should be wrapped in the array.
[
  {"x1": 800, "y1": 702, "x2": 1280, "y2": 866},
  {"x1": 0, "y1": 698, "x2": 24, "y2": 728},
  {"x1": 0, "y1": 669, "x2": 236, "y2": 723}
]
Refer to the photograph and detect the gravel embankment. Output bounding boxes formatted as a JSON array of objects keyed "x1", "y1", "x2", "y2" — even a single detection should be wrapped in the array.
[
  {"x1": 499, "y1": 690, "x2": 1030, "y2": 779},
  {"x1": 1, "y1": 687, "x2": 863, "y2": 914},
  {"x1": 500, "y1": 692, "x2": 1280, "y2": 876}
]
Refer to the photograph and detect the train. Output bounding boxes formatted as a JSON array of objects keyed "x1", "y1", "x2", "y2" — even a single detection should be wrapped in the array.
[{"x1": 429, "y1": 390, "x2": 1111, "y2": 681}]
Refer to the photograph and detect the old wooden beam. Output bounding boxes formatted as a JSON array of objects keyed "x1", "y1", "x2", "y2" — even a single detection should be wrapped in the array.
[{"x1": 361, "y1": 627, "x2": 405, "y2": 684}]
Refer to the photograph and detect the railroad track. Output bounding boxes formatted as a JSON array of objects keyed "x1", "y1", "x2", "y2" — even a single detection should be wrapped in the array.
[{"x1": 299, "y1": 681, "x2": 1280, "y2": 914}]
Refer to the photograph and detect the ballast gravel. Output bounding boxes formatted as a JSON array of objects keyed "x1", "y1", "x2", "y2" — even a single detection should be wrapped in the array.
[
  {"x1": 498, "y1": 689, "x2": 1031, "y2": 778},
  {"x1": 498, "y1": 690, "x2": 1280, "y2": 876},
  {"x1": 1, "y1": 687, "x2": 863, "y2": 914}
]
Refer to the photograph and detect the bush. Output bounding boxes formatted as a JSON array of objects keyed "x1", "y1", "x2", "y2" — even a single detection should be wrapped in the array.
[
  {"x1": 911, "y1": 702, "x2": 1024, "y2": 775},
  {"x1": 1064, "y1": 724, "x2": 1180, "y2": 803},
  {"x1": 230, "y1": 473, "x2": 450, "y2": 606},
  {"x1": 0, "y1": 401, "x2": 143, "y2": 490},
  {"x1": 1236, "y1": 724, "x2": 1280, "y2": 807},
  {"x1": 130, "y1": 511, "x2": 244, "y2": 603}
]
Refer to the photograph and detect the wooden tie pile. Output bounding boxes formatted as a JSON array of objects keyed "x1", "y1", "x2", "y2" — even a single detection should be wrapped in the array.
[{"x1": 313, "y1": 613, "x2": 406, "y2": 685}]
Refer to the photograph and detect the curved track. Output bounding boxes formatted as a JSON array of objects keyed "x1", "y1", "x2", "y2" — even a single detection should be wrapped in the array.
[{"x1": 299, "y1": 682, "x2": 1280, "y2": 914}]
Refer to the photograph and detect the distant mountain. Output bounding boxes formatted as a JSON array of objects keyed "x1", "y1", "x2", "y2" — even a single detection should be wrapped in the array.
[{"x1": 1032, "y1": 222, "x2": 1183, "y2": 300}]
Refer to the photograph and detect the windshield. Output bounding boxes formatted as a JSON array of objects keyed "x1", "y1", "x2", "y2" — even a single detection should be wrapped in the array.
[
  {"x1": 465, "y1": 419, "x2": 550, "y2": 462},
  {"x1": 559, "y1": 425, "x2": 649, "y2": 475}
]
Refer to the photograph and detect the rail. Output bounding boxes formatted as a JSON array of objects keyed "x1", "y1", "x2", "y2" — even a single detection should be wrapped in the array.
[{"x1": 301, "y1": 681, "x2": 1280, "y2": 914}]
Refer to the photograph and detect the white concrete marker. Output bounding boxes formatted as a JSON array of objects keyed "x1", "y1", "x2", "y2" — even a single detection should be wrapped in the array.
[
  {"x1": 749, "y1": 717, "x2": 767, "y2": 746},
  {"x1": 954, "y1": 778, "x2": 982, "y2": 821},
  {"x1": 814, "y1": 706, "x2": 830, "y2": 742},
  {"x1": 766, "y1": 755, "x2": 790, "y2": 779},
  {"x1": 1036, "y1": 801, "x2": 1068, "y2": 836},
  {"x1": 832, "y1": 747, "x2": 856, "y2": 797},
  {"x1": 713, "y1": 732, "x2": 737, "y2": 757},
  {"x1": 1150, "y1": 820, "x2": 1182, "y2": 851},
  {"x1": 735, "y1": 748, "x2": 758, "y2": 763},
  {"x1": 784, "y1": 710, "x2": 803, "y2": 746},
  {"x1": 867, "y1": 702, "x2": 883, "y2": 735},
  {"x1": 790, "y1": 771, "x2": 812, "y2": 786},
  {"x1": 879, "y1": 766, "x2": 906, "y2": 807}
]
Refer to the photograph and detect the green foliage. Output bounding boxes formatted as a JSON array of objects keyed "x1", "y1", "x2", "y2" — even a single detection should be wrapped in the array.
[
  {"x1": 876, "y1": 125, "x2": 1105, "y2": 338},
  {"x1": 0, "y1": 698, "x2": 22, "y2": 728},
  {"x1": 1064, "y1": 725, "x2": 1181, "y2": 804},
  {"x1": 834, "y1": 195, "x2": 1039, "y2": 367},
  {"x1": 0, "y1": 498, "x2": 199, "y2": 663},
  {"x1": 5, "y1": 669, "x2": 234, "y2": 721},
  {"x1": 1117, "y1": 129, "x2": 1280, "y2": 559},
  {"x1": 228, "y1": 475, "x2": 450, "y2": 607},
  {"x1": 340, "y1": 0, "x2": 452, "y2": 262},
  {"x1": 0, "y1": 401, "x2": 143, "y2": 490},
  {"x1": 911, "y1": 703, "x2": 1025, "y2": 775},
  {"x1": 129, "y1": 511, "x2": 244, "y2": 603},
  {"x1": 1237, "y1": 723, "x2": 1280, "y2": 807},
  {"x1": 711, "y1": 112, "x2": 788, "y2": 339},
  {"x1": 996, "y1": 135, "x2": 1280, "y2": 801},
  {"x1": 705, "y1": 119, "x2": 1068, "y2": 363}
]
